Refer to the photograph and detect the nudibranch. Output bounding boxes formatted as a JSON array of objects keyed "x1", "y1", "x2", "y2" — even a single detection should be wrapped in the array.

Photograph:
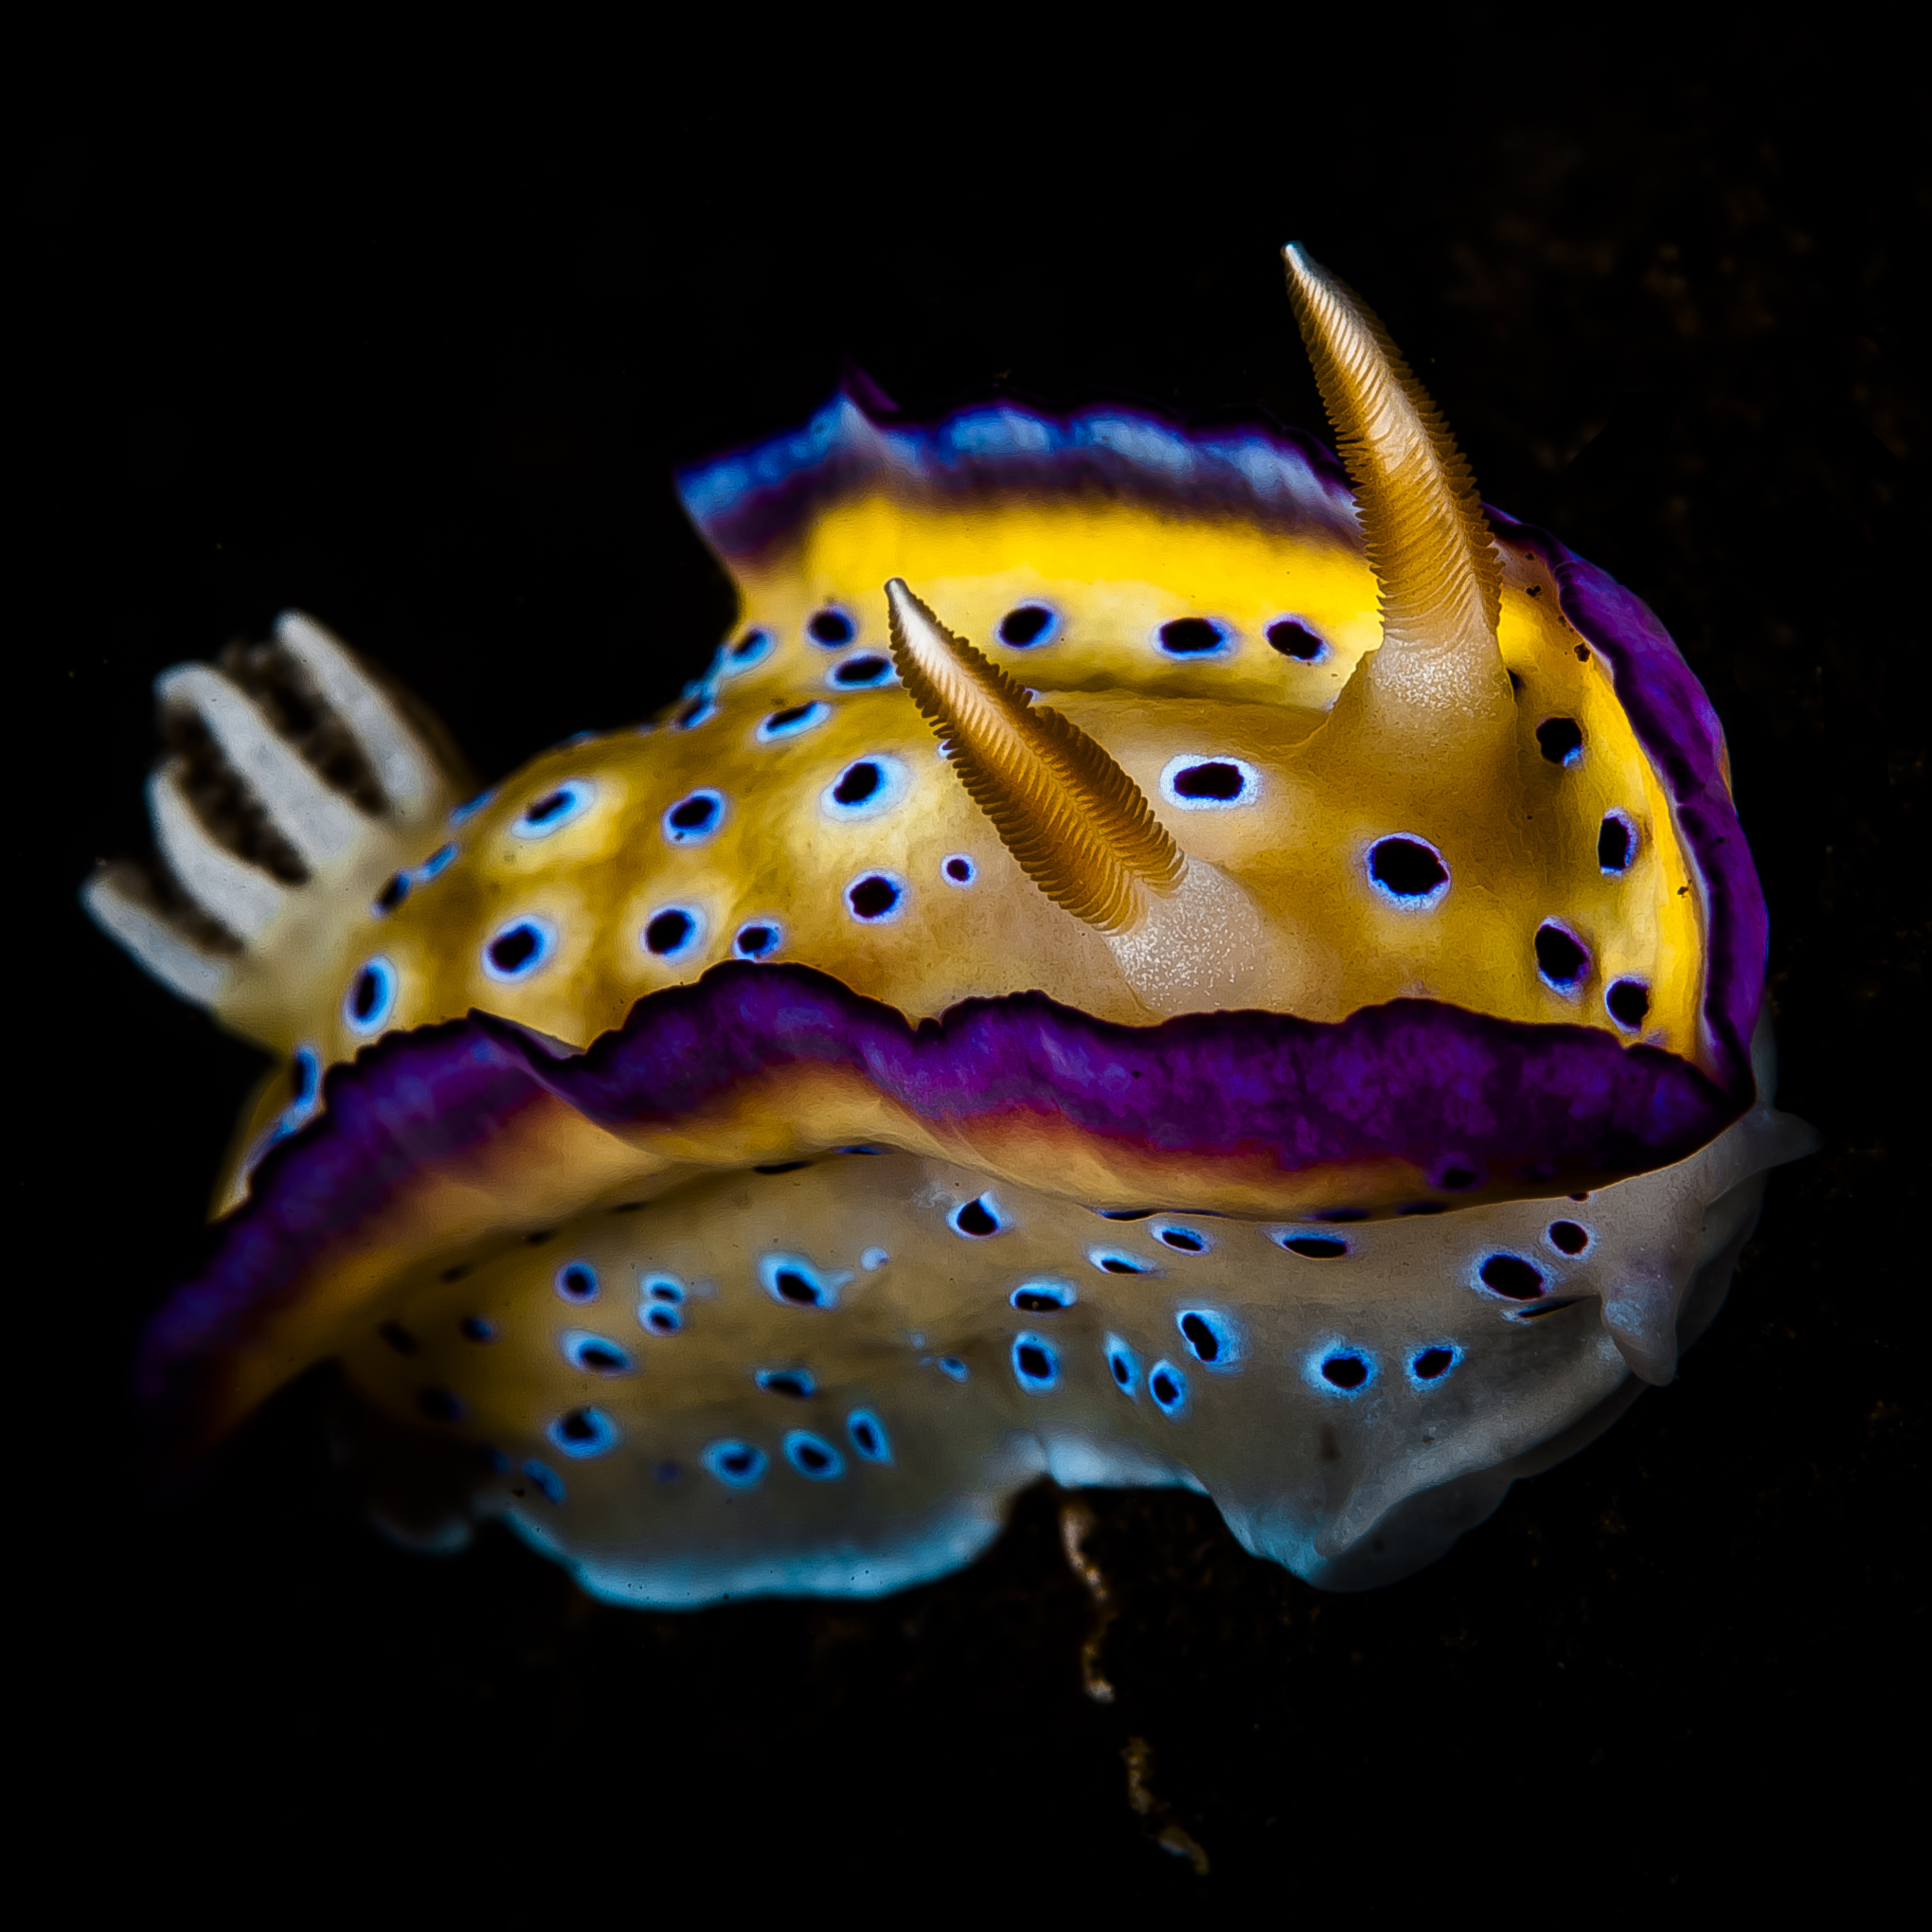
[{"x1": 90, "y1": 247, "x2": 1814, "y2": 1601}]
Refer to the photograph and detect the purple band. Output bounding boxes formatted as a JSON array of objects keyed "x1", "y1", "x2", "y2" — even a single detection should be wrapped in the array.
[
  {"x1": 141, "y1": 966, "x2": 1738, "y2": 1432},
  {"x1": 675, "y1": 384, "x2": 1364, "y2": 567}
]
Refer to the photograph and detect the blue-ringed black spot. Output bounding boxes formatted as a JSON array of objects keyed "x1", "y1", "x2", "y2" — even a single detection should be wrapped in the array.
[
  {"x1": 1279, "y1": 1234, "x2": 1348, "y2": 1259},
  {"x1": 1535, "y1": 921, "x2": 1590, "y2": 989},
  {"x1": 1599, "y1": 813, "x2": 1637, "y2": 872},
  {"x1": 756, "y1": 1368, "x2": 814, "y2": 1400},
  {"x1": 1478, "y1": 1254, "x2": 1545, "y2": 1300},
  {"x1": 1368, "y1": 835, "x2": 1448, "y2": 902},
  {"x1": 833, "y1": 760, "x2": 883, "y2": 806},
  {"x1": 847, "y1": 873, "x2": 902, "y2": 921},
  {"x1": 998, "y1": 604, "x2": 1055, "y2": 646},
  {"x1": 646, "y1": 909, "x2": 695, "y2": 956},
  {"x1": 950, "y1": 1195, "x2": 1000, "y2": 1237},
  {"x1": 808, "y1": 609, "x2": 854, "y2": 646},
  {"x1": 832, "y1": 653, "x2": 891, "y2": 687},
  {"x1": 1536, "y1": 717, "x2": 1583, "y2": 765},
  {"x1": 1158, "y1": 617, "x2": 1225, "y2": 655},
  {"x1": 1267, "y1": 618, "x2": 1325, "y2": 660},
  {"x1": 1607, "y1": 978, "x2": 1651, "y2": 1029}
]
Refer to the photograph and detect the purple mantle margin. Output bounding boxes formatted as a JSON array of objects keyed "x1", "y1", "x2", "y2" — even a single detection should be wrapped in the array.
[{"x1": 141, "y1": 965, "x2": 1742, "y2": 1431}]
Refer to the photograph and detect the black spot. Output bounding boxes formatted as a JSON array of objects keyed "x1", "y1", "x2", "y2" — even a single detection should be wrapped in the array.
[
  {"x1": 578, "y1": 1342, "x2": 627, "y2": 1372},
  {"x1": 525, "y1": 1229, "x2": 557, "y2": 1246},
  {"x1": 557, "y1": 1261, "x2": 595, "y2": 1297},
  {"x1": 1438, "y1": 1167, "x2": 1479, "y2": 1191},
  {"x1": 488, "y1": 925, "x2": 540, "y2": 975},
  {"x1": 1315, "y1": 1207, "x2": 1368, "y2": 1223},
  {"x1": 848, "y1": 874, "x2": 901, "y2": 920},
  {"x1": 1011, "y1": 1290, "x2": 1067, "y2": 1314},
  {"x1": 374, "y1": 872, "x2": 409, "y2": 913},
  {"x1": 774, "y1": 1269, "x2": 817, "y2": 1305},
  {"x1": 1535, "y1": 921, "x2": 1589, "y2": 986},
  {"x1": 1321, "y1": 1353, "x2": 1368, "y2": 1390},
  {"x1": 1180, "y1": 1314, "x2": 1220, "y2": 1362},
  {"x1": 1110, "y1": 1354, "x2": 1132, "y2": 1386},
  {"x1": 754, "y1": 1161, "x2": 811, "y2": 1174},
  {"x1": 1574, "y1": 643, "x2": 1590, "y2": 661},
  {"x1": 1150, "y1": 1369, "x2": 1179, "y2": 1404},
  {"x1": 611, "y1": 1201, "x2": 648, "y2": 1212},
  {"x1": 1266, "y1": 619, "x2": 1323, "y2": 660},
  {"x1": 760, "y1": 1371, "x2": 812, "y2": 1399},
  {"x1": 1368, "y1": 836, "x2": 1447, "y2": 898},
  {"x1": 645, "y1": 1307, "x2": 681, "y2": 1334},
  {"x1": 350, "y1": 967, "x2": 385, "y2": 1021},
  {"x1": 1171, "y1": 760, "x2": 1243, "y2": 801},
  {"x1": 1479, "y1": 1254, "x2": 1546, "y2": 1300},
  {"x1": 720, "y1": 1447, "x2": 757, "y2": 1476},
  {"x1": 808, "y1": 609, "x2": 854, "y2": 646},
  {"x1": 1536, "y1": 717, "x2": 1584, "y2": 764},
  {"x1": 646, "y1": 910, "x2": 694, "y2": 956},
  {"x1": 850, "y1": 1418, "x2": 881, "y2": 1455},
  {"x1": 380, "y1": 1321, "x2": 419, "y2": 1354},
  {"x1": 1098, "y1": 1208, "x2": 1154, "y2": 1221},
  {"x1": 1016, "y1": 1343, "x2": 1053, "y2": 1381},
  {"x1": 459, "y1": 1315, "x2": 495, "y2": 1342},
  {"x1": 794, "y1": 1439, "x2": 833, "y2": 1472},
  {"x1": 1158, "y1": 1227, "x2": 1205, "y2": 1252},
  {"x1": 953, "y1": 1196, "x2": 999, "y2": 1236},
  {"x1": 730, "y1": 630, "x2": 767, "y2": 659},
  {"x1": 440, "y1": 1262, "x2": 473, "y2": 1282},
  {"x1": 1158, "y1": 617, "x2": 1224, "y2": 655},
  {"x1": 764, "y1": 704, "x2": 815, "y2": 731},
  {"x1": 1547, "y1": 1221, "x2": 1590, "y2": 1254},
  {"x1": 1599, "y1": 814, "x2": 1636, "y2": 871},
  {"x1": 833, "y1": 653, "x2": 891, "y2": 686},
  {"x1": 1281, "y1": 1235, "x2": 1347, "y2": 1259},
  {"x1": 524, "y1": 790, "x2": 570, "y2": 824},
  {"x1": 735, "y1": 923, "x2": 778, "y2": 958},
  {"x1": 417, "y1": 1386, "x2": 463, "y2": 1422},
  {"x1": 944, "y1": 856, "x2": 974, "y2": 883},
  {"x1": 557, "y1": 1408, "x2": 599, "y2": 1444},
  {"x1": 1099, "y1": 1256, "x2": 1148, "y2": 1275},
  {"x1": 1412, "y1": 1348, "x2": 1455, "y2": 1381},
  {"x1": 998, "y1": 604, "x2": 1054, "y2": 647},
  {"x1": 1607, "y1": 978, "x2": 1651, "y2": 1028},
  {"x1": 832, "y1": 761, "x2": 883, "y2": 806},
  {"x1": 668, "y1": 794, "x2": 719, "y2": 833}
]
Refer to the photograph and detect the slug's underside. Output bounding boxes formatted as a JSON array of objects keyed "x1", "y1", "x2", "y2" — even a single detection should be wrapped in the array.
[{"x1": 94, "y1": 249, "x2": 1811, "y2": 1601}]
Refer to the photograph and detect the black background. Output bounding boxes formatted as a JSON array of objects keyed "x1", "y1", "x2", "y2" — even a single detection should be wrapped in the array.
[{"x1": 28, "y1": 29, "x2": 1923, "y2": 1915}]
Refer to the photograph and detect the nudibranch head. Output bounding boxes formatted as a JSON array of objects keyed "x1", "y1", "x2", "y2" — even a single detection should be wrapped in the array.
[{"x1": 91, "y1": 247, "x2": 1812, "y2": 1603}]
